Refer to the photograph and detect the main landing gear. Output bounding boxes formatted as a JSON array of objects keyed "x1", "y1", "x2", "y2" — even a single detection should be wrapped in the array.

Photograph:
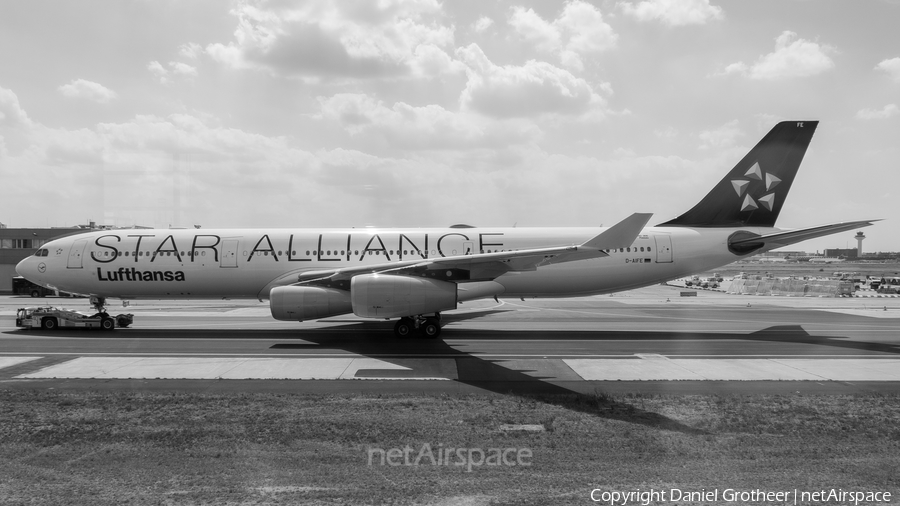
[{"x1": 393, "y1": 313, "x2": 442, "y2": 339}]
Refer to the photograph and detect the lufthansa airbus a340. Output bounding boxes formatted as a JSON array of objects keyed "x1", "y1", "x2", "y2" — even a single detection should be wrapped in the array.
[{"x1": 16, "y1": 121, "x2": 877, "y2": 337}]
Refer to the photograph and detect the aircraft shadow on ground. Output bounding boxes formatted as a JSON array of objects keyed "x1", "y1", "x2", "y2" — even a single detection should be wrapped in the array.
[
  {"x1": 270, "y1": 328, "x2": 706, "y2": 435},
  {"x1": 265, "y1": 321, "x2": 899, "y2": 431}
]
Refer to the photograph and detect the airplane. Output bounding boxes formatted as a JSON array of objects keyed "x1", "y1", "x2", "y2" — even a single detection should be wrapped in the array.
[{"x1": 16, "y1": 121, "x2": 877, "y2": 337}]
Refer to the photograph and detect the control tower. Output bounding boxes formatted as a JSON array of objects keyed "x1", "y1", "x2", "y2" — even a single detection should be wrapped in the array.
[{"x1": 855, "y1": 231, "x2": 866, "y2": 257}]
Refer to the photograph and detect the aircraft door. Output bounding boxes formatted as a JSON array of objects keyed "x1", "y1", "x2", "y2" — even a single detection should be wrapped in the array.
[
  {"x1": 67, "y1": 239, "x2": 88, "y2": 269},
  {"x1": 654, "y1": 235, "x2": 673, "y2": 263},
  {"x1": 220, "y1": 239, "x2": 239, "y2": 268}
]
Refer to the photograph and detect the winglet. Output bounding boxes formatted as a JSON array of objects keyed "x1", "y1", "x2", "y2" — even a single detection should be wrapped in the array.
[{"x1": 582, "y1": 213, "x2": 653, "y2": 250}]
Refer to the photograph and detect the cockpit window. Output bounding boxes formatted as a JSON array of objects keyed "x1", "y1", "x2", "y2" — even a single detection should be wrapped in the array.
[{"x1": 34, "y1": 249, "x2": 49, "y2": 257}]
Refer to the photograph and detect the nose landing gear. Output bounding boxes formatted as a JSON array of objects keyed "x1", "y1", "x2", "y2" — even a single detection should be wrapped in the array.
[
  {"x1": 393, "y1": 313, "x2": 442, "y2": 338},
  {"x1": 89, "y1": 295, "x2": 107, "y2": 314}
]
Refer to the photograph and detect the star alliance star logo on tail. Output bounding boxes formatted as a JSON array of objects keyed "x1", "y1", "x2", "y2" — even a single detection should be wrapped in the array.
[{"x1": 731, "y1": 161, "x2": 780, "y2": 212}]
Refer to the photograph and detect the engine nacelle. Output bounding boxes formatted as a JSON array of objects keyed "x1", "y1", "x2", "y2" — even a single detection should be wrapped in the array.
[
  {"x1": 269, "y1": 286, "x2": 352, "y2": 321},
  {"x1": 351, "y1": 274, "x2": 457, "y2": 318}
]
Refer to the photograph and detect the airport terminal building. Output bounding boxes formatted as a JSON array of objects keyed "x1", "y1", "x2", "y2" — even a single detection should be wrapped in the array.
[{"x1": 0, "y1": 223, "x2": 89, "y2": 294}]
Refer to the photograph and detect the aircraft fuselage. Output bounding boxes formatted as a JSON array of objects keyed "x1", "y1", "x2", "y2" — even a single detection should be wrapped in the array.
[{"x1": 17, "y1": 226, "x2": 758, "y2": 300}]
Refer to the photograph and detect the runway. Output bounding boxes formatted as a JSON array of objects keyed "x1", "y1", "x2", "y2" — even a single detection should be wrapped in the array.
[{"x1": 2, "y1": 285, "x2": 899, "y2": 394}]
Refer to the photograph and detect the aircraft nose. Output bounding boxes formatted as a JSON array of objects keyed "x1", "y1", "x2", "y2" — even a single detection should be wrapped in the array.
[
  {"x1": 16, "y1": 256, "x2": 31, "y2": 278},
  {"x1": 16, "y1": 255, "x2": 42, "y2": 280}
]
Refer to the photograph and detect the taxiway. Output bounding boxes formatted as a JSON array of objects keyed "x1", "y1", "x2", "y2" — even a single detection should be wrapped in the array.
[{"x1": 2, "y1": 285, "x2": 899, "y2": 394}]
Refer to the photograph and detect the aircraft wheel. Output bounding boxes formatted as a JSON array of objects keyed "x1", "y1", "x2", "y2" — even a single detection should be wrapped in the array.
[
  {"x1": 101, "y1": 318, "x2": 115, "y2": 331},
  {"x1": 42, "y1": 318, "x2": 57, "y2": 330},
  {"x1": 394, "y1": 318, "x2": 413, "y2": 338},
  {"x1": 421, "y1": 318, "x2": 441, "y2": 339}
]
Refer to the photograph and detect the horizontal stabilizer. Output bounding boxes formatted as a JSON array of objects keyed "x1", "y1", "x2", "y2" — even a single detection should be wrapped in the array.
[{"x1": 729, "y1": 220, "x2": 880, "y2": 254}]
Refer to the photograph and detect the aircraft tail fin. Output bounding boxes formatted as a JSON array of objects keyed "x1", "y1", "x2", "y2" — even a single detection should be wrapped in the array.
[{"x1": 659, "y1": 121, "x2": 818, "y2": 228}]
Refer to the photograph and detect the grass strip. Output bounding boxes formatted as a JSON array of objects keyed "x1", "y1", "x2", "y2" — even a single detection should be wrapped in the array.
[{"x1": 1, "y1": 390, "x2": 898, "y2": 505}]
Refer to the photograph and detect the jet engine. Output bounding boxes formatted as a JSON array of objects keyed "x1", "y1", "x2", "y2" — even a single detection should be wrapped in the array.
[
  {"x1": 351, "y1": 274, "x2": 457, "y2": 318},
  {"x1": 269, "y1": 286, "x2": 352, "y2": 321}
]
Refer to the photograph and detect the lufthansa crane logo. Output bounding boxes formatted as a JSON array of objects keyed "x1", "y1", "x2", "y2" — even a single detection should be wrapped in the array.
[
  {"x1": 38, "y1": 262, "x2": 46, "y2": 273},
  {"x1": 731, "y1": 161, "x2": 780, "y2": 212}
]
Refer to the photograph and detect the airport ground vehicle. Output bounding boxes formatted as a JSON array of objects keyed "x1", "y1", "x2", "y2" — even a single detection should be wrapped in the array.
[
  {"x1": 877, "y1": 277, "x2": 900, "y2": 294},
  {"x1": 15, "y1": 306, "x2": 133, "y2": 330},
  {"x1": 11, "y1": 276, "x2": 77, "y2": 297},
  {"x1": 12, "y1": 276, "x2": 55, "y2": 297}
]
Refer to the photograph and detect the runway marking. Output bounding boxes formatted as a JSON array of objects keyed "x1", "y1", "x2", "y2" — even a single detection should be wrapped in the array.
[
  {"x1": 564, "y1": 358, "x2": 900, "y2": 381},
  {"x1": 0, "y1": 357, "x2": 42, "y2": 370},
  {"x1": 500, "y1": 301, "x2": 900, "y2": 326},
  {"x1": 7, "y1": 353, "x2": 900, "y2": 382},
  {"x1": 15, "y1": 357, "x2": 451, "y2": 381}
]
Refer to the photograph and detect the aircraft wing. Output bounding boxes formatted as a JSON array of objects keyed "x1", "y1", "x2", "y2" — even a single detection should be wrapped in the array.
[
  {"x1": 291, "y1": 213, "x2": 652, "y2": 288},
  {"x1": 729, "y1": 219, "x2": 880, "y2": 252}
]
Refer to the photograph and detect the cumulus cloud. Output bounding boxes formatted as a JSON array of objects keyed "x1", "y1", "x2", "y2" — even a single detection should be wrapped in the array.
[
  {"x1": 179, "y1": 42, "x2": 204, "y2": 59},
  {"x1": 0, "y1": 86, "x2": 34, "y2": 127},
  {"x1": 719, "y1": 31, "x2": 835, "y2": 80},
  {"x1": 0, "y1": 84, "x2": 335, "y2": 227},
  {"x1": 316, "y1": 93, "x2": 536, "y2": 149},
  {"x1": 456, "y1": 44, "x2": 608, "y2": 119},
  {"x1": 205, "y1": 0, "x2": 460, "y2": 80},
  {"x1": 856, "y1": 104, "x2": 899, "y2": 120},
  {"x1": 148, "y1": 61, "x2": 170, "y2": 84},
  {"x1": 169, "y1": 62, "x2": 198, "y2": 77},
  {"x1": 0, "y1": 85, "x2": 565, "y2": 229},
  {"x1": 698, "y1": 120, "x2": 742, "y2": 150},
  {"x1": 876, "y1": 57, "x2": 900, "y2": 82},
  {"x1": 473, "y1": 16, "x2": 494, "y2": 32},
  {"x1": 57, "y1": 79, "x2": 117, "y2": 104},
  {"x1": 509, "y1": 1, "x2": 617, "y2": 71},
  {"x1": 620, "y1": 0, "x2": 723, "y2": 26},
  {"x1": 148, "y1": 61, "x2": 198, "y2": 84}
]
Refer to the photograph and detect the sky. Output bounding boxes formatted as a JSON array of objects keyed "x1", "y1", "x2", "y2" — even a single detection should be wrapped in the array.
[{"x1": 0, "y1": 0, "x2": 898, "y2": 253}]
